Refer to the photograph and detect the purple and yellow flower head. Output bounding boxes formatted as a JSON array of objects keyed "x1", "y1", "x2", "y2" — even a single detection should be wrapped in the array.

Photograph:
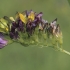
[
  {"x1": 0, "y1": 10, "x2": 63, "y2": 46},
  {"x1": 0, "y1": 10, "x2": 64, "y2": 53}
]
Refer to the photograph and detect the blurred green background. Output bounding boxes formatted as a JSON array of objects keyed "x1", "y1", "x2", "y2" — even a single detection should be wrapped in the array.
[{"x1": 0, "y1": 0, "x2": 70, "y2": 70}]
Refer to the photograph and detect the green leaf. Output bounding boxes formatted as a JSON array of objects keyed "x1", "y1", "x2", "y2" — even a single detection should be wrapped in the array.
[{"x1": 68, "y1": 0, "x2": 70, "y2": 5}]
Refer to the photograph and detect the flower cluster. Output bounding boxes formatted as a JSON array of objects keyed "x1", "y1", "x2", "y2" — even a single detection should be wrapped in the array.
[
  {"x1": 0, "y1": 10, "x2": 63, "y2": 50},
  {"x1": 1, "y1": 10, "x2": 70, "y2": 55}
]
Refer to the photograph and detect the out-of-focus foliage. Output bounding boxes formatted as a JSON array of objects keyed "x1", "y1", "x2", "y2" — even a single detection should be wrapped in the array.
[{"x1": 68, "y1": 0, "x2": 70, "y2": 5}]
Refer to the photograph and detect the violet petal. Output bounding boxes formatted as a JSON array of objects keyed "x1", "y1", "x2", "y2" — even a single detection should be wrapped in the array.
[{"x1": 0, "y1": 38, "x2": 8, "y2": 49}]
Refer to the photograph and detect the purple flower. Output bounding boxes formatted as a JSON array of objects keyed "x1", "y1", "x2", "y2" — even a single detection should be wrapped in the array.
[
  {"x1": 0, "y1": 38, "x2": 8, "y2": 49},
  {"x1": 37, "y1": 12, "x2": 43, "y2": 18},
  {"x1": 9, "y1": 31, "x2": 19, "y2": 39},
  {"x1": 17, "y1": 19, "x2": 24, "y2": 32}
]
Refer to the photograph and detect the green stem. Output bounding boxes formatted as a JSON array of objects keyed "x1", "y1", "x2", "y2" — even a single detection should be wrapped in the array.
[{"x1": 58, "y1": 48, "x2": 70, "y2": 55}]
